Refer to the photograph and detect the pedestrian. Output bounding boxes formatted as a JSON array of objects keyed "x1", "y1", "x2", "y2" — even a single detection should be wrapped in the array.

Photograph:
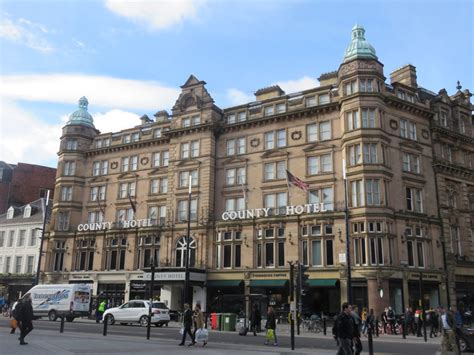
[
  {"x1": 440, "y1": 306, "x2": 460, "y2": 355},
  {"x1": 96, "y1": 299, "x2": 107, "y2": 323},
  {"x1": 10, "y1": 298, "x2": 20, "y2": 334},
  {"x1": 334, "y1": 302, "x2": 353, "y2": 355},
  {"x1": 179, "y1": 303, "x2": 195, "y2": 346},
  {"x1": 17, "y1": 293, "x2": 34, "y2": 345},
  {"x1": 192, "y1": 304, "x2": 207, "y2": 346},
  {"x1": 381, "y1": 307, "x2": 388, "y2": 334},
  {"x1": 387, "y1": 306, "x2": 396, "y2": 334},
  {"x1": 415, "y1": 308, "x2": 423, "y2": 337},
  {"x1": 405, "y1": 307, "x2": 415, "y2": 335},
  {"x1": 451, "y1": 305, "x2": 463, "y2": 351},
  {"x1": 264, "y1": 306, "x2": 277, "y2": 346},
  {"x1": 366, "y1": 308, "x2": 375, "y2": 336},
  {"x1": 430, "y1": 308, "x2": 439, "y2": 338},
  {"x1": 351, "y1": 305, "x2": 363, "y2": 355},
  {"x1": 361, "y1": 307, "x2": 368, "y2": 336},
  {"x1": 250, "y1": 303, "x2": 261, "y2": 336}
]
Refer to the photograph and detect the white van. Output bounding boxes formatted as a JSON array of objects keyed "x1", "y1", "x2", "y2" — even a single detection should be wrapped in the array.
[{"x1": 24, "y1": 283, "x2": 91, "y2": 322}]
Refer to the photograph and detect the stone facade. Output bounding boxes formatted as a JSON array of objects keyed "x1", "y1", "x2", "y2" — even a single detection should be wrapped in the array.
[{"x1": 42, "y1": 26, "x2": 473, "y2": 317}]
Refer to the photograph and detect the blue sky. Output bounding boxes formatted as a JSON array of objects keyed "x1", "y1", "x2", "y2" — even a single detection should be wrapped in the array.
[{"x1": 1, "y1": 0, "x2": 472, "y2": 168}]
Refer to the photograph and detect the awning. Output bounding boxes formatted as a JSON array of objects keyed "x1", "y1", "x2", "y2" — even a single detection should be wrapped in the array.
[
  {"x1": 249, "y1": 279, "x2": 288, "y2": 287},
  {"x1": 206, "y1": 280, "x2": 243, "y2": 288},
  {"x1": 308, "y1": 279, "x2": 338, "y2": 287}
]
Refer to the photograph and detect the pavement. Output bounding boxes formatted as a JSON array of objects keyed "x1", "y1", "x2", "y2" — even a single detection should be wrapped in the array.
[{"x1": 0, "y1": 317, "x2": 446, "y2": 355}]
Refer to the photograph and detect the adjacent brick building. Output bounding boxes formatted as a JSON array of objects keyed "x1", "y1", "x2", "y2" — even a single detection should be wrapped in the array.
[{"x1": 0, "y1": 161, "x2": 56, "y2": 214}]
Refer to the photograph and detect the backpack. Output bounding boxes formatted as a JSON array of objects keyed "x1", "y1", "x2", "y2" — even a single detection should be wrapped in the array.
[{"x1": 12, "y1": 302, "x2": 23, "y2": 320}]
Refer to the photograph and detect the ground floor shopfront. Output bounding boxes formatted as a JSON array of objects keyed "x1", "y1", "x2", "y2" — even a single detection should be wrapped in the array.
[
  {"x1": 0, "y1": 275, "x2": 35, "y2": 304},
  {"x1": 43, "y1": 267, "x2": 445, "y2": 317}
]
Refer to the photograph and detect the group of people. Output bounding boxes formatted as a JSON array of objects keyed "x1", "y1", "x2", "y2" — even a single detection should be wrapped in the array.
[
  {"x1": 179, "y1": 303, "x2": 207, "y2": 347},
  {"x1": 9, "y1": 293, "x2": 34, "y2": 345}
]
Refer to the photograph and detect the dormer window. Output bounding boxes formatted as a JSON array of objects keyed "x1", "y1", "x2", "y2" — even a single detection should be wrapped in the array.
[
  {"x1": 6, "y1": 207, "x2": 14, "y2": 219},
  {"x1": 264, "y1": 106, "x2": 274, "y2": 116},
  {"x1": 182, "y1": 115, "x2": 200, "y2": 127},
  {"x1": 122, "y1": 134, "x2": 131, "y2": 144},
  {"x1": 23, "y1": 205, "x2": 31, "y2": 218},
  {"x1": 131, "y1": 132, "x2": 140, "y2": 142}
]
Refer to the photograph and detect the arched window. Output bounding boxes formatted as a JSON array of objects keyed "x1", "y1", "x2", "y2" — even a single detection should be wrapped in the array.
[{"x1": 175, "y1": 236, "x2": 196, "y2": 268}]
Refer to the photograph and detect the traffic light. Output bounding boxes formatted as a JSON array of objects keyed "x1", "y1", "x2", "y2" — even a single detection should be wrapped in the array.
[{"x1": 299, "y1": 264, "x2": 310, "y2": 296}]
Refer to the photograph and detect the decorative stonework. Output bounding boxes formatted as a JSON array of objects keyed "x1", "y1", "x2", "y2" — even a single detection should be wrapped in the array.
[
  {"x1": 389, "y1": 119, "x2": 398, "y2": 130},
  {"x1": 250, "y1": 138, "x2": 260, "y2": 147},
  {"x1": 291, "y1": 131, "x2": 302, "y2": 141},
  {"x1": 110, "y1": 161, "x2": 118, "y2": 170}
]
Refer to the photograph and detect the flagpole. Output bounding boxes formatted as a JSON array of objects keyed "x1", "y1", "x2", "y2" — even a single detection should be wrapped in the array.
[
  {"x1": 342, "y1": 159, "x2": 353, "y2": 304},
  {"x1": 184, "y1": 174, "x2": 192, "y2": 307},
  {"x1": 286, "y1": 170, "x2": 292, "y2": 206}
]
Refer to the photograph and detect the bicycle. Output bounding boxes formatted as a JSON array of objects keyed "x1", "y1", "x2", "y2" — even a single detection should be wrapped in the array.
[{"x1": 302, "y1": 316, "x2": 322, "y2": 333}]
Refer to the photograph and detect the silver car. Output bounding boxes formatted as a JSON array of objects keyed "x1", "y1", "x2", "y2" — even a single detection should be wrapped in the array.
[{"x1": 103, "y1": 300, "x2": 170, "y2": 327}]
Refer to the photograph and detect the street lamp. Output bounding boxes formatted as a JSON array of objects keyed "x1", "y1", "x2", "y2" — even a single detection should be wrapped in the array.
[
  {"x1": 147, "y1": 257, "x2": 157, "y2": 340},
  {"x1": 35, "y1": 191, "x2": 50, "y2": 286},
  {"x1": 183, "y1": 175, "x2": 192, "y2": 307},
  {"x1": 342, "y1": 160, "x2": 353, "y2": 304}
]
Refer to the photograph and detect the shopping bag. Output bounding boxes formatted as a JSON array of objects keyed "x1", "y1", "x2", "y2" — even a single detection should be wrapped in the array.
[
  {"x1": 179, "y1": 327, "x2": 184, "y2": 335},
  {"x1": 195, "y1": 328, "x2": 209, "y2": 342},
  {"x1": 10, "y1": 319, "x2": 18, "y2": 329},
  {"x1": 266, "y1": 328, "x2": 274, "y2": 342}
]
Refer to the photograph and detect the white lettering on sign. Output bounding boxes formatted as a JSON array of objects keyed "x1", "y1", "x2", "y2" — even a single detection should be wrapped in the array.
[
  {"x1": 77, "y1": 219, "x2": 152, "y2": 231},
  {"x1": 221, "y1": 203, "x2": 327, "y2": 221}
]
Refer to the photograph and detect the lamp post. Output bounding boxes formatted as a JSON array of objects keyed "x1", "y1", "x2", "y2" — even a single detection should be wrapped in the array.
[
  {"x1": 183, "y1": 175, "x2": 192, "y2": 307},
  {"x1": 147, "y1": 257, "x2": 157, "y2": 340},
  {"x1": 35, "y1": 191, "x2": 50, "y2": 286},
  {"x1": 342, "y1": 160, "x2": 353, "y2": 304}
]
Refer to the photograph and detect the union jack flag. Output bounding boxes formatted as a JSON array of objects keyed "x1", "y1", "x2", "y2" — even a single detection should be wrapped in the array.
[{"x1": 286, "y1": 170, "x2": 309, "y2": 192}]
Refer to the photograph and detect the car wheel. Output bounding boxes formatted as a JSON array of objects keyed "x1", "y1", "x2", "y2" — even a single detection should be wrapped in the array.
[
  {"x1": 139, "y1": 315, "x2": 149, "y2": 327},
  {"x1": 48, "y1": 310, "x2": 57, "y2": 321},
  {"x1": 459, "y1": 337, "x2": 467, "y2": 352},
  {"x1": 155, "y1": 323, "x2": 162, "y2": 327},
  {"x1": 120, "y1": 323, "x2": 127, "y2": 326},
  {"x1": 66, "y1": 316, "x2": 74, "y2": 322},
  {"x1": 106, "y1": 314, "x2": 115, "y2": 325}
]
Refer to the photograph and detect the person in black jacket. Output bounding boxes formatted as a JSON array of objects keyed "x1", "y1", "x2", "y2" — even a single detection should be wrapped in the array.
[
  {"x1": 179, "y1": 303, "x2": 195, "y2": 346},
  {"x1": 250, "y1": 304, "x2": 261, "y2": 336},
  {"x1": 18, "y1": 294, "x2": 34, "y2": 345},
  {"x1": 335, "y1": 302, "x2": 353, "y2": 355},
  {"x1": 351, "y1": 306, "x2": 363, "y2": 355}
]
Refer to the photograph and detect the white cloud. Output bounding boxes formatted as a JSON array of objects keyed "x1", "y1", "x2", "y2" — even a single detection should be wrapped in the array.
[
  {"x1": 275, "y1": 76, "x2": 320, "y2": 94},
  {"x1": 93, "y1": 109, "x2": 141, "y2": 133},
  {"x1": 104, "y1": 0, "x2": 205, "y2": 30},
  {"x1": 0, "y1": 99, "x2": 61, "y2": 167},
  {"x1": 0, "y1": 99, "x2": 144, "y2": 167},
  {"x1": 0, "y1": 74, "x2": 180, "y2": 111},
  {"x1": 0, "y1": 14, "x2": 54, "y2": 53},
  {"x1": 226, "y1": 88, "x2": 254, "y2": 106}
]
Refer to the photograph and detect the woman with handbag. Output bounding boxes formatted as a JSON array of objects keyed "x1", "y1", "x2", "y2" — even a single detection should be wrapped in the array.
[
  {"x1": 193, "y1": 304, "x2": 207, "y2": 346},
  {"x1": 264, "y1": 306, "x2": 277, "y2": 346}
]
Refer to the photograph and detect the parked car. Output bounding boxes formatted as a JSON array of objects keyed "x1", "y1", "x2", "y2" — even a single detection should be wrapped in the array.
[
  {"x1": 103, "y1": 300, "x2": 170, "y2": 327},
  {"x1": 458, "y1": 327, "x2": 474, "y2": 352}
]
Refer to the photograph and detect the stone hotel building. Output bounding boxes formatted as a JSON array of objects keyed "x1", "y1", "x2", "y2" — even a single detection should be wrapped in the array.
[{"x1": 43, "y1": 25, "x2": 473, "y2": 317}]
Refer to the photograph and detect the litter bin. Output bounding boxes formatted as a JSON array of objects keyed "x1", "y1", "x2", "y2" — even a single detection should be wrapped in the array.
[
  {"x1": 216, "y1": 313, "x2": 223, "y2": 331},
  {"x1": 222, "y1": 313, "x2": 237, "y2": 331}
]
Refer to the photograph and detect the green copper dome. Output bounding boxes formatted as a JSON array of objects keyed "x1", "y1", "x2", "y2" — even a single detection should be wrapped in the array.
[
  {"x1": 67, "y1": 96, "x2": 95, "y2": 128},
  {"x1": 343, "y1": 24, "x2": 377, "y2": 63}
]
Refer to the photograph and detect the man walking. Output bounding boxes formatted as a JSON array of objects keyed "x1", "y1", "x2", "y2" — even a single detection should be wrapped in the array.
[
  {"x1": 18, "y1": 294, "x2": 34, "y2": 345},
  {"x1": 351, "y1": 305, "x2": 363, "y2": 355},
  {"x1": 179, "y1": 303, "x2": 195, "y2": 346},
  {"x1": 441, "y1": 306, "x2": 460, "y2": 355},
  {"x1": 250, "y1": 303, "x2": 261, "y2": 336},
  {"x1": 334, "y1": 302, "x2": 353, "y2": 355}
]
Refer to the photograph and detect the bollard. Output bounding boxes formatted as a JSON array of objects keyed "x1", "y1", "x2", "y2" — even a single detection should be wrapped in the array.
[
  {"x1": 323, "y1": 317, "x2": 326, "y2": 336},
  {"x1": 60, "y1": 316, "x2": 65, "y2": 333},
  {"x1": 402, "y1": 319, "x2": 406, "y2": 339},
  {"x1": 103, "y1": 315, "x2": 108, "y2": 336},
  {"x1": 423, "y1": 319, "x2": 427, "y2": 342},
  {"x1": 368, "y1": 326, "x2": 374, "y2": 355},
  {"x1": 375, "y1": 319, "x2": 379, "y2": 337}
]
